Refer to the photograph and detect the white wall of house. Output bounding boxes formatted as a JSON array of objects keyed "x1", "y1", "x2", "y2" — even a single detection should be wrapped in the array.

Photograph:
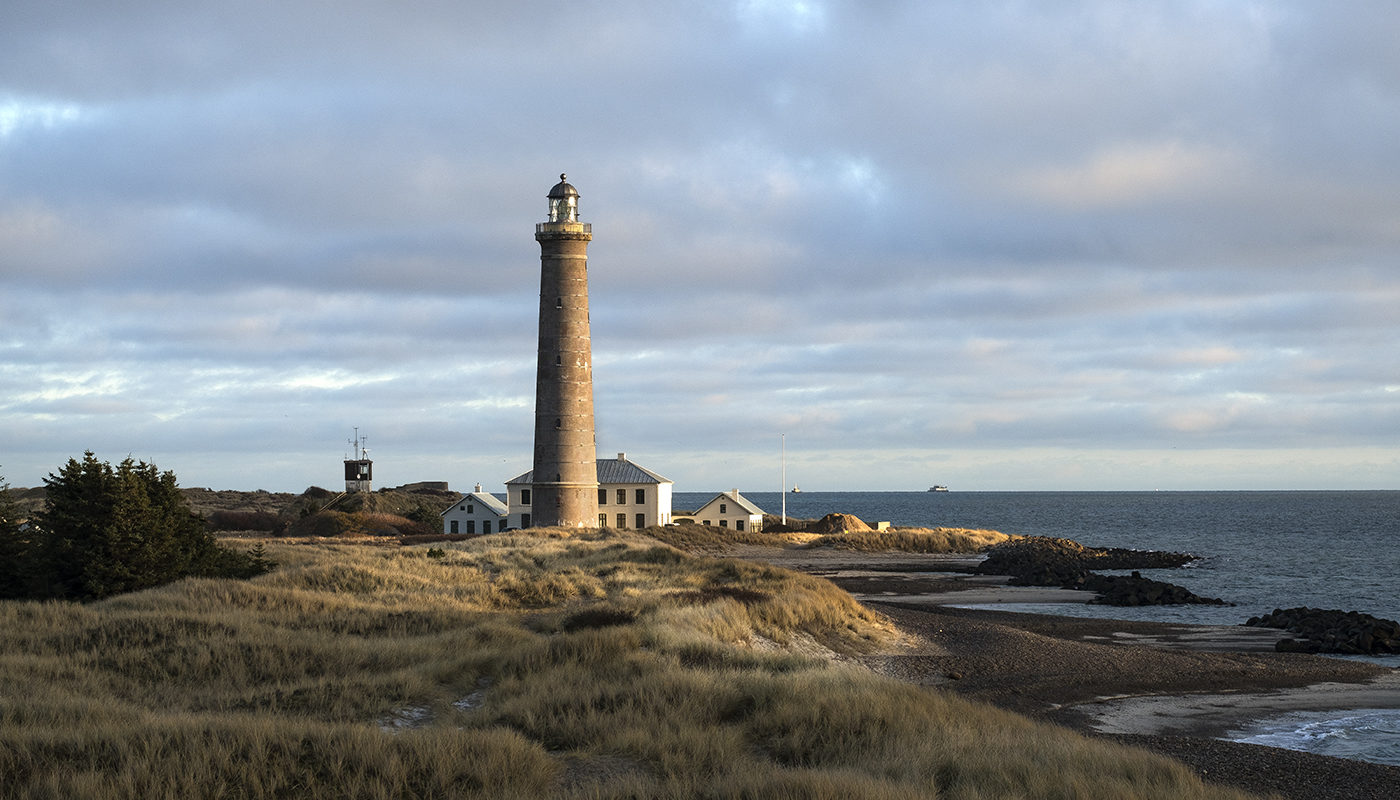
[
  {"x1": 506, "y1": 484, "x2": 533, "y2": 531},
  {"x1": 594, "y1": 480, "x2": 672, "y2": 529},
  {"x1": 691, "y1": 490, "x2": 765, "y2": 532},
  {"x1": 440, "y1": 487, "x2": 509, "y2": 535},
  {"x1": 505, "y1": 455, "x2": 673, "y2": 530}
]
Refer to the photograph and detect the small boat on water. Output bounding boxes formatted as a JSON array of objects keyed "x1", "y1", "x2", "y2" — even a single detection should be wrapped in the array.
[
  {"x1": 791, "y1": 485, "x2": 801, "y2": 493},
  {"x1": 928, "y1": 485, "x2": 949, "y2": 492}
]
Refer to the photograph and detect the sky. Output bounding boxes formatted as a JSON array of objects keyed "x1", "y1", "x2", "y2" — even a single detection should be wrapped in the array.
[{"x1": 3, "y1": 1, "x2": 1399, "y2": 493}]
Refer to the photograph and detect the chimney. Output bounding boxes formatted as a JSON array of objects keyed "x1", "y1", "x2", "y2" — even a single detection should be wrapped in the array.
[
  {"x1": 474, "y1": 483, "x2": 483, "y2": 493},
  {"x1": 617, "y1": 452, "x2": 626, "y2": 461}
]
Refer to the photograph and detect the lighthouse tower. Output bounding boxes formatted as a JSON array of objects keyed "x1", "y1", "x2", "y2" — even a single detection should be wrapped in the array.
[{"x1": 530, "y1": 174, "x2": 600, "y2": 528}]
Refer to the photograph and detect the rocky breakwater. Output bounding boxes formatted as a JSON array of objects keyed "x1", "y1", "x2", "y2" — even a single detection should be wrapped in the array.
[
  {"x1": 976, "y1": 536, "x2": 1227, "y2": 607},
  {"x1": 1246, "y1": 607, "x2": 1400, "y2": 655}
]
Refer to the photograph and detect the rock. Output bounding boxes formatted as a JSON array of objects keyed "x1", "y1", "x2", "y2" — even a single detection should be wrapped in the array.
[
  {"x1": 977, "y1": 536, "x2": 1197, "y2": 583},
  {"x1": 1246, "y1": 606, "x2": 1400, "y2": 655},
  {"x1": 1083, "y1": 573, "x2": 1228, "y2": 607},
  {"x1": 977, "y1": 536, "x2": 1212, "y2": 605}
]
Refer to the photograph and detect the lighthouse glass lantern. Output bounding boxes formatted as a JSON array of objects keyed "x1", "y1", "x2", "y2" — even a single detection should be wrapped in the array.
[{"x1": 547, "y1": 174, "x2": 579, "y2": 223}]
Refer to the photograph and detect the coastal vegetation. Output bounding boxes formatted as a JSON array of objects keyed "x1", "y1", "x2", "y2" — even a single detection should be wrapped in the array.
[
  {"x1": 0, "y1": 525, "x2": 1256, "y2": 798},
  {"x1": 800, "y1": 526, "x2": 1012, "y2": 553},
  {"x1": 0, "y1": 455, "x2": 272, "y2": 601}
]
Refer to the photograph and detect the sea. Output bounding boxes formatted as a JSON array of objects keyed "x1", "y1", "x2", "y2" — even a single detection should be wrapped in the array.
[{"x1": 673, "y1": 490, "x2": 1400, "y2": 766}]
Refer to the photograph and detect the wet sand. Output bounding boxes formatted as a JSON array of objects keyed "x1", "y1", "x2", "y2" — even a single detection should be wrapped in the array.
[{"x1": 732, "y1": 545, "x2": 1400, "y2": 800}]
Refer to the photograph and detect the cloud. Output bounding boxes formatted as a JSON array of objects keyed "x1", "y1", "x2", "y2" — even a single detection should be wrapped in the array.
[
  {"x1": 1009, "y1": 140, "x2": 1241, "y2": 209},
  {"x1": 1, "y1": 2, "x2": 1398, "y2": 491}
]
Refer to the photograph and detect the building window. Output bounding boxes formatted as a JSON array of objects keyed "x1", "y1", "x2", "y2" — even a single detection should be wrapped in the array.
[
  {"x1": 735, "y1": 520, "x2": 745, "y2": 531},
  {"x1": 719, "y1": 520, "x2": 729, "y2": 528},
  {"x1": 466, "y1": 520, "x2": 476, "y2": 534},
  {"x1": 720, "y1": 503, "x2": 727, "y2": 513},
  {"x1": 555, "y1": 297, "x2": 562, "y2": 308},
  {"x1": 634, "y1": 488, "x2": 645, "y2": 504},
  {"x1": 458, "y1": 505, "x2": 465, "y2": 511},
  {"x1": 635, "y1": 513, "x2": 645, "y2": 529},
  {"x1": 599, "y1": 513, "x2": 607, "y2": 526},
  {"x1": 450, "y1": 520, "x2": 459, "y2": 534},
  {"x1": 521, "y1": 513, "x2": 531, "y2": 528},
  {"x1": 467, "y1": 504, "x2": 474, "y2": 513},
  {"x1": 520, "y1": 489, "x2": 531, "y2": 505},
  {"x1": 616, "y1": 489, "x2": 625, "y2": 505},
  {"x1": 483, "y1": 520, "x2": 492, "y2": 534},
  {"x1": 616, "y1": 513, "x2": 626, "y2": 528},
  {"x1": 598, "y1": 488, "x2": 607, "y2": 504}
]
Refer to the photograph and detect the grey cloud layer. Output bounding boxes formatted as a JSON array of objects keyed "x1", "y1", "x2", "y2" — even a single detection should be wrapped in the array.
[{"x1": 2, "y1": 1, "x2": 1398, "y2": 490}]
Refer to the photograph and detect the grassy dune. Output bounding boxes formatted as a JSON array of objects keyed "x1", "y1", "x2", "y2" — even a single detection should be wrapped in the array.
[
  {"x1": 0, "y1": 528, "x2": 1253, "y2": 799},
  {"x1": 801, "y1": 526, "x2": 1014, "y2": 553}
]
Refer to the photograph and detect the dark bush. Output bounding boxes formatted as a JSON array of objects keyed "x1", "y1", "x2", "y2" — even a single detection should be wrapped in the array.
[
  {"x1": 208, "y1": 510, "x2": 286, "y2": 532},
  {"x1": 561, "y1": 607, "x2": 638, "y2": 632},
  {"x1": 6, "y1": 452, "x2": 274, "y2": 601}
]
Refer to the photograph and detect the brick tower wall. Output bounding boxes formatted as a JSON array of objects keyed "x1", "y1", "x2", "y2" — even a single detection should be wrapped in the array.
[{"x1": 531, "y1": 225, "x2": 599, "y2": 527}]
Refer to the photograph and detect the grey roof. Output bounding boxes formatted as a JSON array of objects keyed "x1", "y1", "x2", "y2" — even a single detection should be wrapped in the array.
[
  {"x1": 505, "y1": 457, "x2": 672, "y2": 486},
  {"x1": 439, "y1": 490, "x2": 508, "y2": 517},
  {"x1": 698, "y1": 490, "x2": 765, "y2": 516}
]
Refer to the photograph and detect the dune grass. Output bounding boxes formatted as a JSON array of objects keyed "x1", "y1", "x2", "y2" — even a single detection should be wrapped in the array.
[
  {"x1": 640, "y1": 522, "x2": 780, "y2": 552},
  {"x1": 0, "y1": 528, "x2": 1254, "y2": 799},
  {"x1": 802, "y1": 526, "x2": 1014, "y2": 553}
]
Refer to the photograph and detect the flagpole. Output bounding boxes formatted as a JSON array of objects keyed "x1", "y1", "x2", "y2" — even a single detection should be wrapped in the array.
[{"x1": 781, "y1": 433, "x2": 787, "y2": 525}]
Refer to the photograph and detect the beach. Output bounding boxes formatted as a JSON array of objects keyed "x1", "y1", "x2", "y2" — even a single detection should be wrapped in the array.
[{"x1": 728, "y1": 546, "x2": 1400, "y2": 800}]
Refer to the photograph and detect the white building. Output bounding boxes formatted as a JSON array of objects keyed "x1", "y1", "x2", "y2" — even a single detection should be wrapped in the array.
[
  {"x1": 683, "y1": 490, "x2": 766, "y2": 532},
  {"x1": 440, "y1": 484, "x2": 509, "y2": 535},
  {"x1": 505, "y1": 453, "x2": 673, "y2": 530}
]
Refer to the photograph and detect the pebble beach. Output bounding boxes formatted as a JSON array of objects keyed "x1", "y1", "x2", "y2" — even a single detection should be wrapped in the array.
[{"x1": 731, "y1": 546, "x2": 1400, "y2": 800}]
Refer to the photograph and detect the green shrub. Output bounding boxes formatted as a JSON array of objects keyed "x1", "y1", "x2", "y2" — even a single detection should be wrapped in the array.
[{"x1": 8, "y1": 453, "x2": 272, "y2": 601}]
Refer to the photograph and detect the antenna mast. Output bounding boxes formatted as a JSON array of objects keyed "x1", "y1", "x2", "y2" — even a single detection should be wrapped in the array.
[{"x1": 348, "y1": 427, "x2": 368, "y2": 460}]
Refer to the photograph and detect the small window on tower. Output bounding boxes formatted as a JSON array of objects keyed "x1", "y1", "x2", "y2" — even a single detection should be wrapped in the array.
[{"x1": 555, "y1": 297, "x2": 562, "y2": 308}]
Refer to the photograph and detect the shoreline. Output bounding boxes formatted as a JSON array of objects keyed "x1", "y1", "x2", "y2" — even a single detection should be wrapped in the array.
[{"x1": 726, "y1": 544, "x2": 1400, "y2": 800}]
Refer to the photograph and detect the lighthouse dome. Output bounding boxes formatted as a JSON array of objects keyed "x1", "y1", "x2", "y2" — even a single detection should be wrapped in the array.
[
  {"x1": 546, "y1": 174, "x2": 580, "y2": 222},
  {"x1": 547, "y1": 174, "x2": 579, "y2": 199}
]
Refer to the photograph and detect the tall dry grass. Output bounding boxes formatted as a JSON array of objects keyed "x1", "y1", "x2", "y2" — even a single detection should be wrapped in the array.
[
  {"x1": 803, "y1": 526, "x2": 1014, "y2": 553},
  {"x1": 0, "y1": 528, "x2": 1255, "y2": 799}
]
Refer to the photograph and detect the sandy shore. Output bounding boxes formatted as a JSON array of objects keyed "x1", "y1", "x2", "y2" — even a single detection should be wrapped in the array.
[
  {"x1": 1078, "y1": 672, "x2": 1400, "y2": 738},
  {"x1": 729, "y1": 545, "x2": 1400, "y2": 800}
]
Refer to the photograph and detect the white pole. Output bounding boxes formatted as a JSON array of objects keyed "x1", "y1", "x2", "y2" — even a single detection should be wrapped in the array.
[{"x1": 781, "y1": 433, "x2": 787, "y2": 524}]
